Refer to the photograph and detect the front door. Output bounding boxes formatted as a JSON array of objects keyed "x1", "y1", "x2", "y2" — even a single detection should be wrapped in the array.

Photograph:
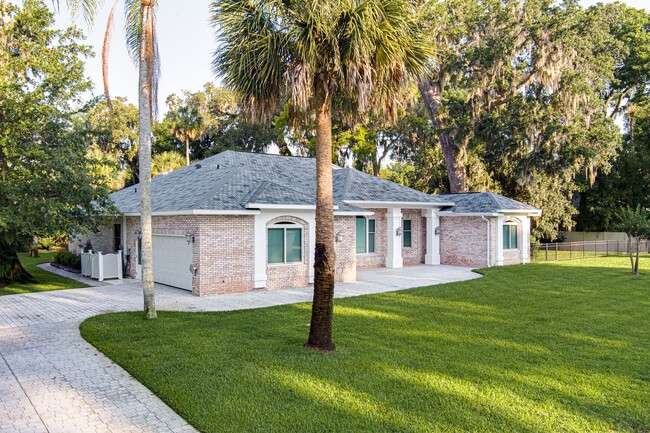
[{"x1": 135, "y1": 237, "x2": 142, "y2": 280}]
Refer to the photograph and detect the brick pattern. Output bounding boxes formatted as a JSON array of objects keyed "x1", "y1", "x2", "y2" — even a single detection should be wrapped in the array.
[
  {"x1": 195, "y1": 215, "x2": 255, "y2": 296},
  {"x1": 356, "y1": 208, "x2": 387, "y2": 268},
  {"x1": 402, "y1": 209, "x2": 426, "y2": 265},
  {"x1": 440, "y1": 216, "x2": 489, "y2": 268},
  {"x1": 334, "y1": 216, "x2": 356, "y2": 282}
]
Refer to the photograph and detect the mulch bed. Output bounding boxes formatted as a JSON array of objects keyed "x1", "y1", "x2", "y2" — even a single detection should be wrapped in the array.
[{"x1": 50, "y1": 262, "x2": 82, "y2": 274}]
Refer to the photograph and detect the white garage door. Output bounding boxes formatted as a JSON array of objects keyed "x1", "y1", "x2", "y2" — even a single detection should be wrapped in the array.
[{"x1": 152, "y1": 235, "x2": 193, "y2": 291}]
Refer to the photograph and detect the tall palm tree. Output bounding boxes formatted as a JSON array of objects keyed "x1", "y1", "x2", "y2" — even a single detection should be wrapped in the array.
[
  {"x1": 169, "y1": 104, "x2": 203, "y2": 166},
  {"x1": 64, "y1": 0, "x2": 159, "y2": 319},
  {"x1": 212, "y1": 0, "x2": 430, "y2": 352}
]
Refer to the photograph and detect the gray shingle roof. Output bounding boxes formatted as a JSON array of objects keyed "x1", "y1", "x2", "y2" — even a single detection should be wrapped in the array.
[
  {"x1": 439, "y1": 192, "x2": 540, "y2": 214},
  {"x1": 109, "y1": 151, "x2": 451, "y2": 214}
]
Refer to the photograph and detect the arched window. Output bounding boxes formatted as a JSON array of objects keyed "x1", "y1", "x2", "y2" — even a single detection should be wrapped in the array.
[
  {"x1": 503, "y1": 220, "x2": 518, "y2": 250},
  {"x1": 268, "y1": 221, "x2": 303, "y2": 264}
]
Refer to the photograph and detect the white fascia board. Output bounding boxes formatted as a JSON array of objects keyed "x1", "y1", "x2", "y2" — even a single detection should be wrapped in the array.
[
  {"x1": 334, "y1": 210, "x2": 374, "y2": 216},
  {"x1": 345, "y1": 200, "x2": 454, "y2": 208},
  {"x1": 122, "y1": 209, "x2": 261, "y2": 217},
  {"x1": 437, "y1": 212, "x2": 501, "y2": 217},
  {"x1": 245, "y1": 203, "x2": 340, "y2": 210},
  {"x1": 498, "y1": 209, "x2": 543, "y2": 216}
]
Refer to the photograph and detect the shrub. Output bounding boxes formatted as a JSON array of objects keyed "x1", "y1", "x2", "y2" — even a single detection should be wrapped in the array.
[{"x1": 54, "y1": 251, "x2": 81, "y2": 270}]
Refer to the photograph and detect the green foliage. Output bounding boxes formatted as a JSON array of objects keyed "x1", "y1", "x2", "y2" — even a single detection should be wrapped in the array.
[
  {"x1": 151, "y1": 151, "x2": 185, "y2": 176},
  {"x1": 81, "y1": 257, "x2": 650, "y2": 432},
  {"x1": 53, "y1": 250, "x2": 81, "y2": 269},
  {"x1": 0, "y1": 0, "x2": 115, "y2": 282},
  {"x1": 79, "y1": 97, "x2": 140, "y2": 189}
]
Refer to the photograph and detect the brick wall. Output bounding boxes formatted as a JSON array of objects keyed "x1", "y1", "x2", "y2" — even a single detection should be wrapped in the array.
[
  {"x1": 440, "y1": 216, "x2": 489, "y2": 268},
  {"x1": 402, "y1": 209, "x2": 426, "y2": 265},
  {"x1": 195, "y1": 215, "x2": 255, "y2": 295},
  {"x1": 334, "y1": 216, "x2": 356, "y2": 282}
]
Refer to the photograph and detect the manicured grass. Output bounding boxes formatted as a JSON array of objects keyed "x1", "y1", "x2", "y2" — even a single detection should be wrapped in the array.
[
  {"x1": 81, "y1": 257, "x2": 650, "y2": 433},
  {"x1": 1, "y1": 252, "x2": 89, "y2": 296}
]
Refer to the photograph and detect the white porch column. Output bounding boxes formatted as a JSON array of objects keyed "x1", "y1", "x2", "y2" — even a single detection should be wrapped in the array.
[
  {"x1": 385, "y1": 208, "x2": 403, "y2": 268},
  {"x1": 520, "y1": 216, "x2": 531, "y2": 264},
  {"x1": 422, "y1": 209, "x2": 440, "y2": 265},
  {"x1": 307, "y1": 215, "x2": 316, "y2": 284},
  {"x1": 496, "y1": 215, "x2": 506, "y2": 266},
  {"x1": 253, "y1": 214, "x2": 267, "y2": 288}
]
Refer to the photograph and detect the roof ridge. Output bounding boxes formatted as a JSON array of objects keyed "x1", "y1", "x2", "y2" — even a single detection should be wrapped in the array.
[
  {"x1": 194, "y1": 167, "x2": 238, "y2": 209},
  {"x1": 241, "y1": 180, "x2": 268, "y2": 205},
  {"x1": 340, "y1": 168, "x2": 354, "y2": 201}
]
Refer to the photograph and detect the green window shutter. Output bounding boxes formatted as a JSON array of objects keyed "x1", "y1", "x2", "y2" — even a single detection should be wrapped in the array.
[
  {"x1": 368, "y1": 219, "x2": 375, "y2": 253},
  {"x1": 403, "y1": 219, "x2": 412, "y2": 248},
  {"x1": 356, "y1": 217, "x2": 367, "y2": 254},
  {"x1": 268, "y1": 228, "x2": 284, "y2": 263},
  {"x1": 285, "y1": 228, "x2": 302, "y2": 262}
]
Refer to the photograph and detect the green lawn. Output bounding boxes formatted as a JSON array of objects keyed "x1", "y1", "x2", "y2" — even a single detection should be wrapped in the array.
[
  {"x1": 81, "y1": 257, "x2": 650, "y2": 433},
  {"x1": 0, "y1": 252, "x2": 89, "y2": 296}
]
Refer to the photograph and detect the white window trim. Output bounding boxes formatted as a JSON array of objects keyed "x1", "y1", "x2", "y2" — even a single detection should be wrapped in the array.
[
  {"x1": 402, "y1": 219, "x2": 413, "y2": 249},
  {"x1": 503, "y1": 221, "x2": 519, "y2": 251},
  {"x1": 267, "y1": 222, "x2": 304, "y2": 265},
  {"x1": 356, "y1": 217, "x2": 376, "y2": 255}
]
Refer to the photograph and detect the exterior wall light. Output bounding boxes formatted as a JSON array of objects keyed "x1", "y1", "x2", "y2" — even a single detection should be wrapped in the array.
[
  {"x1": 434, "y1": 226, "x2": 441, "y2": 235},
  {"x1": 135, "y1": 229, "x2": 142, "y2": 239},
  {"x1": 185, "y1": 231, "x2": 194, "y2": 244},
  {"x1": 396, "y1": 227, "x2": 403, "y2": 237},
  {"x1": 189, "y1": 264, "x2": 198, "y2": 275},
  {"x1": 335, "y1": 232, "x2": 344, "y2": 243}
]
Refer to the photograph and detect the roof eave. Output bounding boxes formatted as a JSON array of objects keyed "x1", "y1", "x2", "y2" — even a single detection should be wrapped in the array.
[
  {"x1": 122, "y1": 209, "x2": 262, "y2": 216},
  {"x1": 345, "y1": 200, "x2": 454, "y2": 209}
]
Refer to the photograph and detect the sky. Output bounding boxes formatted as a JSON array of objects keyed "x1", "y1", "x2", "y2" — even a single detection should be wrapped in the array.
[{"x1": 41, "y1": 0, "x2": 650, "y2": 114}]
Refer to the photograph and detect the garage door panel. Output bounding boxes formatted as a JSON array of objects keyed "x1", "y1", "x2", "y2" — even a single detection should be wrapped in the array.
[{"x1": 152, "y1": 235, "x2": 193, "y2": 291}]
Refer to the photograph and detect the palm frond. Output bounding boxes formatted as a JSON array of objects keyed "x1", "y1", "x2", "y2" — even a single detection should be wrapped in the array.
[
  {"x1": 65, "y1": 0, "x2": 104, "y2": 26},
  {"x1": 211, "y1": 0, "x2": 290, "y2": 121},
  {"x1": 102, "y1": 0, "x2": 120, "y2": 111}
]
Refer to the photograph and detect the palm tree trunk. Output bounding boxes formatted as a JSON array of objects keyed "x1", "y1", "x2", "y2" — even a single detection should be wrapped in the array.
[
  {"x1": 419, "y1": 79, "x2": 467, "y2": 193},
  {"x1": 139, "y1": 0, "x2": 156, "y2": 319},
  {"x1": 185, "y1": 138, "x2": 190, "y2": 166},
  {"x1": 306, "y1": 81, "x2": 336, "y2": 352}
]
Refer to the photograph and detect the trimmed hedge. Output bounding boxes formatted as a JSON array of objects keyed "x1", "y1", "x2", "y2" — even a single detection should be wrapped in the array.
[{"x1": 53, "y1": 251, "x2": 81, "y2": 270}]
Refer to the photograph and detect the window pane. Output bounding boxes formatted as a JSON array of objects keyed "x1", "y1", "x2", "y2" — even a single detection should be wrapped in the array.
[
  {"x1": 503, "y1": 225, "x2": 510, "y2": 249},
  {"x1": 510, "y1": 226, "x2": 518, "y2": 249},
  {"x1": 403, "y1": 231, "x2": 412, "y2": 248},
  {"x1": 286, "y1": 228, "x2": 302, "y2": 262},
  {"x1": 368, "y1": 233, "x2": 375, "y2": 253},
  {"x1": 368, "y1": 219, "x2": 375, "y2": 233},
  {"x1": 268, "y1": 228, "x2": 284, "y2": 263},
  {"x1": 356, "y1": 217, "x2": 366, "y2": 254},
  {"x1": 403, "y1": 219, "x2": 412, "y2": 248}
]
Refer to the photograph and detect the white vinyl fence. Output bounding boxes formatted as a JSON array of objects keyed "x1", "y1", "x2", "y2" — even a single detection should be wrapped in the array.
[{"x1": 81, "y1": 251, "x2": 123, "y2": 281}]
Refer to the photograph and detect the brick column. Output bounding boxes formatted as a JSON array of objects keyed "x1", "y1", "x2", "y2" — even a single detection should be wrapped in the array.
[
  {"x1": 386, "y1": 208, "x2": 403, "y2": 268},
  {"x1": 423, "y1": 209, "x2": 440, "y2": 265}
]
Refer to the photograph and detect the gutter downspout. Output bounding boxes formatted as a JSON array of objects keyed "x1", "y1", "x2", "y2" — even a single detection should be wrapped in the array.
[{"x1": 481, "y1": 216, "x2": 491, "y2": 267}]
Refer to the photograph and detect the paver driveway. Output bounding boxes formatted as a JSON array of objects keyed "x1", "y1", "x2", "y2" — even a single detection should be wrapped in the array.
[{"x1": 0, "y1": 265, "x2": 479, "y2": 433}]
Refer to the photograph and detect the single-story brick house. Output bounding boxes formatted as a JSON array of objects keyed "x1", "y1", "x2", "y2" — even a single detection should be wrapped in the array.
[{"x1": 71, "y1": 151, "x2": 541, "y2": 296}]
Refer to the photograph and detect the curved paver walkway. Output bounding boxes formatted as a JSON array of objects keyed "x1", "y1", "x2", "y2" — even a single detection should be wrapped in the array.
[{"x1": 0, "y1": 265, "x2": 479, "y2": 433}]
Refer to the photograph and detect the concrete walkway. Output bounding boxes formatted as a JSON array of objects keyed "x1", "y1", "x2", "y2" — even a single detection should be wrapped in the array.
[{"x1": 0, "y1": 265, "x2": 479, "y2": 433}]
